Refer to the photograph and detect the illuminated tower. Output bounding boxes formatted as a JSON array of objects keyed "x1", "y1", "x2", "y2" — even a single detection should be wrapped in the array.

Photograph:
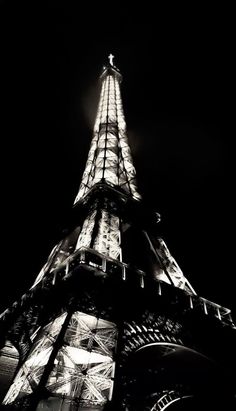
[{"x1": 0, "y1": 56, "x2": 235, "y2": 410}]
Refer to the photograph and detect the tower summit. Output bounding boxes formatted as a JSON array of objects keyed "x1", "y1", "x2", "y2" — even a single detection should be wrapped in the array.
[
  {"x1": 0, "y1": 56, "x2": 235, "y2": 410},
  {"x1": 108, "y1": 53, "x2": 114, "y2": 66},
  {"x1": 74, "y1": 54, "x2": 141, "y2": 205}
]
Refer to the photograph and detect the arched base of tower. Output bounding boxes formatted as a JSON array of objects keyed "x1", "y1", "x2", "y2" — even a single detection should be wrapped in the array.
[
  {"x1": 146, "y1": 394, "x2": 229, "y2": 411},
  {"x1": 119, "y1": 343, "x2": 235, "y2": 411}
]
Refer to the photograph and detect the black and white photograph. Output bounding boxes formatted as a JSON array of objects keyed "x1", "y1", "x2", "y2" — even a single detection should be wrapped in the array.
[{"x1": 0, "y1": 2, "x2": 235, "y2": 410}]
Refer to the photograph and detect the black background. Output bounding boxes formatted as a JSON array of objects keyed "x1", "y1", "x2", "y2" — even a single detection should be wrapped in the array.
[{"x1": 0, "y1": 3, "x2": 235, "y2": 317}]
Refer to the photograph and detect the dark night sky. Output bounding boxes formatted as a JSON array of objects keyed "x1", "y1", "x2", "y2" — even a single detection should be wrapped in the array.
[{"x1": 0, "y1": 3, "x2": 235, "y2": 317}]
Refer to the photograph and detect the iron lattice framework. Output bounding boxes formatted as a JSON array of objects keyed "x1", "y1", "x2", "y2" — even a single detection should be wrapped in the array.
[
  {"x1": 74, "y1": 64, "x2": 141, "y2": 204},
  {"x1": 0, "y1": 56, "x2": 235, "y2": 411}
]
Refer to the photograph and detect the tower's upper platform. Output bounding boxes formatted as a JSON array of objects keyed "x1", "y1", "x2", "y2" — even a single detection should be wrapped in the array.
[
  {"x1": 74, "y1": 55, "x2": 141, "y2": 204},
  {"x1": 100, "y1": 53, "x2": 122, "y2": 83}
]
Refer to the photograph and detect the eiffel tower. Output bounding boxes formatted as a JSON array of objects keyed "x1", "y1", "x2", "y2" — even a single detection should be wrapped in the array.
[{"x1": 0, "y1": 55, "x2": 235, "y2": 410}]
